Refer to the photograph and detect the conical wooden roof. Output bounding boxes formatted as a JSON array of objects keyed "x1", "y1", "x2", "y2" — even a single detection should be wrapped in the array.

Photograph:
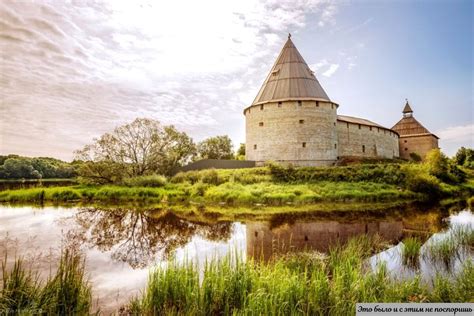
[{"x1": 251, "y1": 35, "x2": 331, "y2": 105}]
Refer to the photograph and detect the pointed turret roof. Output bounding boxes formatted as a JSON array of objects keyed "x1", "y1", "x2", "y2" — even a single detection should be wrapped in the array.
[
  {"x1": 402, "y1": 100, "x2": 413, "y2": 113},
  {"x1": 392, "y1": 101, "x2": 439, "y2": 138},
  {"x1": 251, "y1": 34, "x2": 332, "y2": 106}
]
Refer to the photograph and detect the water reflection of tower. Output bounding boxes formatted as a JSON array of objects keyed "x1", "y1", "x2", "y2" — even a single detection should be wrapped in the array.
[{"x1": 246, "y1": 220, "x2": 404, "y2": 260}]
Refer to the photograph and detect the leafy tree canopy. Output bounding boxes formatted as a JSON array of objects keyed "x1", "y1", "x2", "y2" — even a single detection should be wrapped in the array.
[
  {"x1": 196, "y1": 135, "x2": 234, "y2": 160},
  {"x1": 74, "y1": 118, "x2": 196, "y2": 183},
  {"x1": 0, "y1": 155, "x2": 75, "y2": 179}
]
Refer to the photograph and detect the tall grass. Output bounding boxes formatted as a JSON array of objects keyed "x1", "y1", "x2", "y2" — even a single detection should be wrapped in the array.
[
  {"x1": 0, "y1": 249, "x2": 92, "y2": 314},
  {"x1": 401, "y1": 237, "x2": 422, "y2": 267},
  {"x1": 128, "y1": 236, "x2": 473, "y2": 315}
]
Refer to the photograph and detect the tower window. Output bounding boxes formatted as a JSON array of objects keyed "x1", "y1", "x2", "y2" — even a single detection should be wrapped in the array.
[
  {"x1": 334, "y1": 122, "x2": 336, "y2": 126},
  {"x1": 260, "y1": 105, "x2": 264, "y2": 110},
  {"x1": 369, "y1": 126, "x2": 372, "y2": 131},
  {"x1": 405, "y1": 148, "x2": 408, "y2": 151},
  {"x1": 331, "y1": 104, "x2": 334, "y2": 109},
  {"x1": 255, "y1": 231, "x2": 258, "y2": 237},
  {"x1": 347, "y1": 123, "x2": 349, "y2": 128},
  {"x1": 362, "y1": 145, "x2": 365, "y2": 153},
  {"x1": 254, "y1": 144, "x2": 257, "y2": 150},
  {"x1": 259, "y1": 122, "x2": 264, "y2": 126},
  {"x1": 358, "y1": 124, "x2": 361, "y2": 129},
  {"x1": 299, "y1": 119, "x2": 304, "y2": 124},
  {"x1": 302, "y1": 142, "x2": 306, "y2": 148},
  {"x1": 316, "y1": 101, "x2": 319, "y2": 107},
  {"x1": 404, "y1": 140, "x2": 407, "y2": 143},
  {"x1": 298, "y1": 101, "x2": 302, "y2": 106},
  {"x1": 278, "y1": 102, "x2": 282, "y2": 107},
  {"x1": 334, "y1": 144, "x2": 337, "y2": 149}
]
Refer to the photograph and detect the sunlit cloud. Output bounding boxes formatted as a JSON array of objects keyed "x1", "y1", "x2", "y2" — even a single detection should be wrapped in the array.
[{"x1": 0, "y1": 0, "x2": 338, "y2": 160}]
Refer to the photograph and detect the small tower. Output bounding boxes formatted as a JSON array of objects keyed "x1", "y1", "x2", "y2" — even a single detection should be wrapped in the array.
[
  {"x1": 402, "y1": 99, "x2": 413, "y2": 118},
  {"x1": 392, "y1": 100, "x2": 439, "y2": 160},
  {"x1": 244, "y1": 35, "x2": 339, "y2": 166}
]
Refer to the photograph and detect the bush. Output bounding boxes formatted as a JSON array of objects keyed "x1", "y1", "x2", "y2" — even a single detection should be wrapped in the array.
[
  {"x1": 405, "y1": 173, "x2": 442, "y2": 199},
  {"x1": 123, "y1": 174, "x2": 167, "y2": 187},
  {"x1": 409, "y1": 152, "x2": 422, "y2": 162}
]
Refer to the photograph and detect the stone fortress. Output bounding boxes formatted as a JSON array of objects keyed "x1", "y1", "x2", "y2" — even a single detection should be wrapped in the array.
[{"x1": 244, "y1": 35, "x2": 438, "y2": 166}]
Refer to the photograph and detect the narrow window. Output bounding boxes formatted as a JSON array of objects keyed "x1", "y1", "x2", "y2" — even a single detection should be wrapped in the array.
[
  {"x1": 405, "y1": 148, "x2": 408, "y2": 151},
  {"x1": 304, "y1": 235, "x2": 309, "y2": 241},
  {"x1": 369, "y1": 126, "x2": 372, "y2": 131},
  {"x1": 299, "y1": 119, "x2": 304, "y2": 124},
  {"x1": 260, "y1": 104, "x2": 264, "y2": 110},
  {"x1": 278, "y1": 102, "x2": 282, "y2": 107},
  {"x1": 334, "y1": 144, "x2": 337, "y2": 149},
  {"x1": 254, "y1": 231, "x2": 258, "y2": 237},
  {"x1": 298, "y1": 100, "x2": 302, "y2": 106},
  {"x1": 302, "y1": 142, "x2": 306, "y2": 148},
  {"x1": 254, "y1": 144, "x2": 257, "y2": 150},
  {"x1": 362, "y1": 145, "x2": 365, "y2": 153},
  {"x1": 347, "y1": 123, "x2": 349, "y2": 128},
  {"x1": 404, "y1": 140, "x2": 407, "y2": 143},
  {"x1": 358, "y1": 124, "x2": 361, "y2": 129},
  {"x1": 259, "y1": 122, "x2": 264, "y2": 127},
  {"x1": 315, "y1": 101, "x2": 319, "y2": 107},
  {"x1": 377, "y1": 127, "x2": 379, "y2": 132},
  {"x1": 331, "y1": 104, "x2": 334, "y2": 109},
  {"x1": 333, "y1": 122, "x2": 336, "y2": 126}
]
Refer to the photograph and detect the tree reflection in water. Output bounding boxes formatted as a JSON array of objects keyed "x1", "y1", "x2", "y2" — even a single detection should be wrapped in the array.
[{"x1": 68, "y1": 207, "x2": 232, "y2": 268}]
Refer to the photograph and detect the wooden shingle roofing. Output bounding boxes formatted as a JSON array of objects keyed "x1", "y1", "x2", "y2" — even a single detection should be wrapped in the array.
[
  {"x1": 337, "y1": 115, "x2": 397, "y2": 134},
  {"x1": 251, "y1": 35, "x2": 332, "y2": 106},
  {"x1": 391, "y1": 116, "x2": 439, "y2": 138}
]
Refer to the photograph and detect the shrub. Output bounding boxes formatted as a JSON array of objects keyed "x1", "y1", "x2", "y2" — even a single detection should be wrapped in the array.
[
  {"x1": 405, "y1": 173, "x2": 442, "y2": 199},
  {"x1": 409, "y1": 152, "x2": 422, "y2": 162},
  {"x1": 123, "y1": 174, "x2": 167, "y2": 187}
]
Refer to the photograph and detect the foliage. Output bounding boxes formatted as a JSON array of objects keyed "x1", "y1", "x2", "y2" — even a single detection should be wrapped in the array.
[
  {"x1": 454, "y1": 147, "x2": 474, "y2": 168},
  {"x1": 196, "y1": 135, "x2": 234, "y2": 160},
  {"x1": 128, "y1": 237, "x2": 474, "y2": 315},
  {"x1": 267, "y1": 162, "x2": 406, "y2": 185},
  {"x1": 409, "y1": 152, "x2": 422, "y2": 162},
  {"x1": 122, "y1": 174, "x2": 168, "y2": 187},
  {"x1": 401, "y1": 237, "x2": 421, "y2": 266},
  {"x1": 0, "y1": 249, "x2": 91, "y2": 314},
  {"x1": 236, "y1": 143, "x2": 246, "y2": 160},
  {"x1": 0, "y1": 155, "x2": 75, "y2": 180},
  {"x1": 75, "y1": 118, "x2": 196, "y2": 182}
]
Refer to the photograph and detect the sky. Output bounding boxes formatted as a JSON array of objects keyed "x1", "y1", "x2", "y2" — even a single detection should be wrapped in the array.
[{"x1": 0, "y1": 0, "x2": 472, "y2": 161}]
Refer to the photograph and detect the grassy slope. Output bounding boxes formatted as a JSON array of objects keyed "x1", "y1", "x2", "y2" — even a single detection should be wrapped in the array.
[{"x1": 0, "y1": 164, "x2": 472, "y2": 210}]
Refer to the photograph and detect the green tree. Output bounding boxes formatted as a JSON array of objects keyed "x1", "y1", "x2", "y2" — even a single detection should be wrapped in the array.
[
  {"x1": 74, "y1": 118, "x2": 196, "y2": 182},
  {"x1": 196, "y1": 136, "x2": 234, "y2": 160},
  {"x1": 236, "y1": 143, "x2": 246, "y2": 160},
  {"x1": 454, "y1": 147, "x2": 474, "y2": 168},
  {"x1": 0, "y1": 158, "x2": 39, "y2": 179}
]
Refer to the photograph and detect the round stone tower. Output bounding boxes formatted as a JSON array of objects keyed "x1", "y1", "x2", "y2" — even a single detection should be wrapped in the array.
[{"x1": 244, "y1": 35, "x2": 339, "y2": 166}]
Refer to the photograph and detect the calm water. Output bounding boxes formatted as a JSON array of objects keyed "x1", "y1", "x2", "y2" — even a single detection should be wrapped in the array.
[{"x1": 0, "y1": 204, "x2": 472, "y2": 313}]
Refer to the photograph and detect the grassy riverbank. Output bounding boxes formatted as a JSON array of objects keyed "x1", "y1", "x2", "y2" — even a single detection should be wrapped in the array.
[
  {"x1": 2, "y1": 235, "x2": 472, "y2": 315},
  {"x1": 127, "y1": 235, "x2": 473, "y2": 315},
  {"x1": 0, "y1": 163, "x2": 472, "y2": 207}
]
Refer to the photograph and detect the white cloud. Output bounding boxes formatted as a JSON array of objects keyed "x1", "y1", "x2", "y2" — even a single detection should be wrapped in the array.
[
  {"x1": 0, "y1": 0, "x2": 339, "y2": 160},
  {"x1": 436, "y1": 124, "x2": 474, "y2": 142},
  {"x1": 436, "y1": 124, "x2": 474, "y2": 156},
  {"x1": 322, "y1": 64, "x2": 340, "y2": 77}
]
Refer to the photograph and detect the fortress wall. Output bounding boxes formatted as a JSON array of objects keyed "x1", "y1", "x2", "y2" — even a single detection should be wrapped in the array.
[
  {"x1": 336, "y1": 121, "x2": 400, "y2": 158},
  {"x1": 399, "y1": 135, "x2": 439, "y2": 159},
  {"x1": 245, "y1": 100, "x2": 338, "y2": 166}
]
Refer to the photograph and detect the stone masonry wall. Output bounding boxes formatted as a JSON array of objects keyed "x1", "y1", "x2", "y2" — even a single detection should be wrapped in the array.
[
  {"x1": 336, "y1": 121, "x2": 400, "y2": 158},
  {"x1": 245, "y1": 100, "x2": 338, "y2": 166},
  {"x1": 399, "y1": 134, "x2": 439, "y2": 159}
]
